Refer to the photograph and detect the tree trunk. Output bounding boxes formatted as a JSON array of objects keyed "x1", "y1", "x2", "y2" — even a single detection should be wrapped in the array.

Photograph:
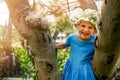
[
  {"x1": 92, "y1": 0, "x2": 120, "y2": 80},
  {"x1": 5, "y1": 0, "x2": 60, "y2": 80}
]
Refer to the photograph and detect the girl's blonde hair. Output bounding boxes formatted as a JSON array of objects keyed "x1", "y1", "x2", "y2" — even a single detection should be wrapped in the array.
[
  {"x1": 74, "y1": 19, "x2": 97, "y2": 34},
  {"x1": 74, "y1": 19, "x2": 95, "y2": 28}
]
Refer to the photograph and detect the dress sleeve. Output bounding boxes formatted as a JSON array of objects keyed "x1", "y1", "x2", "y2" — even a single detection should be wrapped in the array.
[
  {"x1": 91, "y1": 35, "x2": 97, "y2": 43},
  {"x1": 65, "y1": 34, "x2": 72, "y2": 47}
]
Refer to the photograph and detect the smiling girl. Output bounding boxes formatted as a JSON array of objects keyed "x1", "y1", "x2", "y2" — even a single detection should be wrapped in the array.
[{"x1": 56, "y1": 19, "x2": 97, "y2": 80}]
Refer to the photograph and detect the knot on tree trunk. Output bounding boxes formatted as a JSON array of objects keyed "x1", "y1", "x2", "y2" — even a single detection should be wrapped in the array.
[
  {"x1": 26, "y1": 13, "x2": 49, "y2": 31},
  {"x1": 38, "y1": 59, "x2": 53, "y2": 73}
]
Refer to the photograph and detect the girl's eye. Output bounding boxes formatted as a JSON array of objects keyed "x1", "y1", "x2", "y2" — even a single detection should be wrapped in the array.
[
  {"x1": 81, "y1": 25, "x2": 85, "y2": 28},
  {"x1": 89, "y1": 26, "x2": 93, "y2": 29}
]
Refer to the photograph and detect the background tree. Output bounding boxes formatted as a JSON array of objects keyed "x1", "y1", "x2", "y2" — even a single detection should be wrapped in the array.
[{"x1": 1, "y1": 18, "x2": 13, "y2": 77}]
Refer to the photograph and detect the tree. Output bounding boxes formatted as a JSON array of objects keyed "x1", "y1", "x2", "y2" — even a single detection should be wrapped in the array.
[
  {"x1": 92, "y1": 0, "x2": 120, "y2": 80},
  {"x1": 5, "y1": 0, "x2": 60, "y2": 80}
]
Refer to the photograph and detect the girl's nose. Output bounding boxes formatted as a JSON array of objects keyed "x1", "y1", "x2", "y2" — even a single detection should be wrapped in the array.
[{"x1": 84, "y1": 27, "x2": 89, "y2": 32}]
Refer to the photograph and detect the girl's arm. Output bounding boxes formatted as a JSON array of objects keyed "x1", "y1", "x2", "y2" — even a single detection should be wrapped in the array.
[{"x1": 56, "y1": 43, "x2": 67, "y2": 49}]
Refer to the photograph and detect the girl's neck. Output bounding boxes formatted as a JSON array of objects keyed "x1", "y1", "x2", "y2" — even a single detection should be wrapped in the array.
[{"x1": 77, "y1": 34, "x2": 90, "y2": 41}]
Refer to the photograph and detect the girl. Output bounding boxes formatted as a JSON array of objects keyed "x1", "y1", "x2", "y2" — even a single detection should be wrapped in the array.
[{"x1": 56, "y1": 19, "x2": 96, "y2": 80}]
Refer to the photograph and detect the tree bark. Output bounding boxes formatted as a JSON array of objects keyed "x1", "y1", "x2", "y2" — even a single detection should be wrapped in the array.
[
  {"x1": 5, "y1": 0, "x2": 60, "y2": 80},
  {"x1": 92, "y1": 0, "x2": 120, "y2": 80}
]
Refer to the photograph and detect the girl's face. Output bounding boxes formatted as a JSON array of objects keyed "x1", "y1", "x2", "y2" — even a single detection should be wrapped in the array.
[{"x1": 77, "y1": 20, "x2": 96, "y2": 41}]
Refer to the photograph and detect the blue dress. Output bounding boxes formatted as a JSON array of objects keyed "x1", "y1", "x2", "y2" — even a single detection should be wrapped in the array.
[{"x1": 62, "y1": 34, "x2": 96, "y2": 80}]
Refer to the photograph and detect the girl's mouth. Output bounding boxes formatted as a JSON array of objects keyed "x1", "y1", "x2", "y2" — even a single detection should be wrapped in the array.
[{"x1": 82, "y1": 32, "x2": 90, "y2": 36}]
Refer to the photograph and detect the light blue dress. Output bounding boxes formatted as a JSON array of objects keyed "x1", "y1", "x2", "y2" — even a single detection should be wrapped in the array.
[{"x1": 62, "y1": 34, "x2": 96, "y2": 80}]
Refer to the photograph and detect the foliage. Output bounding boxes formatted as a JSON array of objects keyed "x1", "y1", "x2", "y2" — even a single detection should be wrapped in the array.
[
  {"x1": 57, "y1": 48, "x2": 70, "y2": 72},
  {"x1": 48, "y1": 16, "x2": 74, "y2": 38},
  {"x1": 56, "y1": 15, "x2": 74, "y2": 34},
  {"x1": 12, "y1": 47, "x2": 36, "y2": 79},
  {"x1": 0, "y1": 25, "x2": 7, "y2": 39}
]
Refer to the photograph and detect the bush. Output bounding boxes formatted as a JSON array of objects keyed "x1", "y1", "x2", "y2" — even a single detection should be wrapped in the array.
[
  {"x1": 12, "y1": 47, "x2": 36, "y2": 79},
  {"x1": 57, "y1": 48, "x2": 69, "y2": 73}
]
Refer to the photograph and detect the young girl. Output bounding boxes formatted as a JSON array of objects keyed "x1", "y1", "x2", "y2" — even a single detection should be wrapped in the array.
[{"x1": 56, "y1": 19, "x2": 96, "y2": 80}]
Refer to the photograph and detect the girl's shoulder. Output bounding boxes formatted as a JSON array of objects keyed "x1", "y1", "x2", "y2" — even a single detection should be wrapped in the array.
[
  {"x1": 67, "y1": 34, "x2": 77, "y2": 40},
  {"x1": 68, "y1": 33, "x2": 77, "y2": 37},
  {"x1": 90, "y1": 35, "x2": 97, "y2": 43}
]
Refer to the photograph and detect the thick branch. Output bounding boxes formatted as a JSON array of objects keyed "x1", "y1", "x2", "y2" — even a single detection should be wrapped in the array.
[{"x1": 92, "y1": 0, "x2": 120, "y2": 79}]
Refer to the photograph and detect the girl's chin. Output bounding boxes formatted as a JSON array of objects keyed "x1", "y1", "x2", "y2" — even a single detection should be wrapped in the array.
[
  {"x1": 81, "y1": 36, "x2": 91, "y2": 40},
  {"x1": 81, "y1": 38, "x2": 90, "y2": 41}
]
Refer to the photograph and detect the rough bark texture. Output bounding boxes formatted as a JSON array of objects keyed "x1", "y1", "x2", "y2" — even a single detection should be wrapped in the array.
[
  {"x1": 92, "y1": 0, "x2": 120, "y2": 80},
  {"x1": 5, "y1": 0, "x2": 60, "y2": 80}
]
